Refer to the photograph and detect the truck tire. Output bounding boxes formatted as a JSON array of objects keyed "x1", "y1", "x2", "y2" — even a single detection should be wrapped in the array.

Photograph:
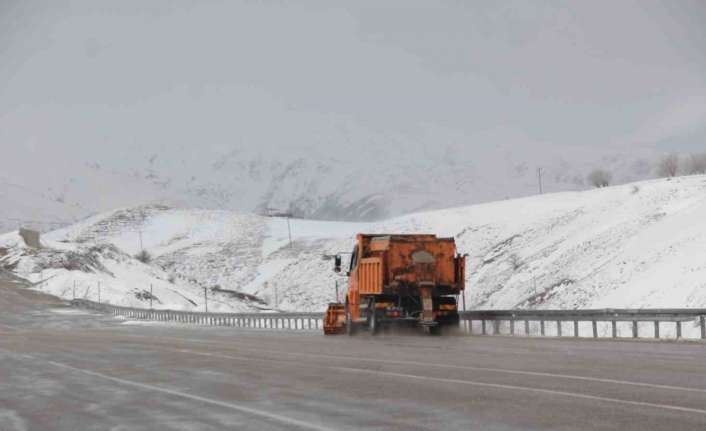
[
  {"x1": 368, "y1": 299, "x2": 379, "y2": 335},
  {"x1": 345, "y1": 301, "x2": 356, "y2": 336}
]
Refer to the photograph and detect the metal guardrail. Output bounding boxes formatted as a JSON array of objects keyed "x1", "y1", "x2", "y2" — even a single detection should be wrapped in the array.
[
  {"x1": 458, "y1": 309, "x2": 706, "y2": 340},
  {"x1": 72, "y1": 299, "x2": 324, "y2": 331},
  {"x1": 71, "y1": 299, "x2": 706, "y2": 340}
]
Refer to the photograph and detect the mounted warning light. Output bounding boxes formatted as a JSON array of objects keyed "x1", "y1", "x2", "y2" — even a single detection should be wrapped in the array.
[{"x1": 334, "y1": 254, "x2": 342, "y2": 273}]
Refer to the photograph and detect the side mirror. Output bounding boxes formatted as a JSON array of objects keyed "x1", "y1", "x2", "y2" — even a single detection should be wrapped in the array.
[{"x1": 334, "y1": 255, "x2": 342, "y2": 273}]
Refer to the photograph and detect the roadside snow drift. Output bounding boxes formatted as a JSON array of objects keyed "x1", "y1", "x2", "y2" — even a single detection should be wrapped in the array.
[{"x1": 2, "y1": 175, "x2": 706, "y2": 312}]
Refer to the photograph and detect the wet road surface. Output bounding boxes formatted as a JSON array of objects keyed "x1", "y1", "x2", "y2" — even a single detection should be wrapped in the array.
[{"x1": 2, "y1": 280, "x2": 706, "y2": 430}]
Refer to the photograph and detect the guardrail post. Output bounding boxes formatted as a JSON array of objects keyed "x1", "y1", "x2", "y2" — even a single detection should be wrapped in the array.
[
  {"x1": 701, "y1": 316, "x2": 705, "y2": 340},
  {"x1": 524, "y1": 320, "x2": 529, "y2": 336},
  {"x1": 540, "y1": 320, "x2": 545, "y2": 336},
  {"x1": 574, "y1": 320, "x2": 579, "y2": 338},
  {"x1": 654, "y1": 321, "x2": 659, "y2": 339},
  {"x1": 632, "y1": 321, "x2": 638, "y2": 338},
  {"x1": 481, "y1": 320, "x2": 486, "y2": 335},
  {"x1": 676, "y1": 321, "x2": 682, "y2": 339},
  {"x1": 557, "y1": 321, "x2": 562, "y2": 337},
  {"x1": 509, "y1": 318, "x2": 515, "y2": 336},
  {"x1": 611, "y1": 321, "x2": 617, "y2": 338},
  {"x1": 493, "y1": 320, "x2": 500, "y2": 335}
]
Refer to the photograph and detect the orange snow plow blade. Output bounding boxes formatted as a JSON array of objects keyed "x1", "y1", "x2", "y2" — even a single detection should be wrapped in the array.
[{"x1": 323, "y1": 303, "x2": 346, "y2": 335}]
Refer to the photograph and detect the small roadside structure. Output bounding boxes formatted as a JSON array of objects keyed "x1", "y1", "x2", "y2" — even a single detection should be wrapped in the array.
[{"x1": 19, "y1": 228, "x2": 41, "y2": 249}]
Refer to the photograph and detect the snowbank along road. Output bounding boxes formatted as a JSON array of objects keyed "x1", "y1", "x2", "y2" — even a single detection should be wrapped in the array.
[{"x1": 2, "y1": 279, "x2": 706, "y2": 431}]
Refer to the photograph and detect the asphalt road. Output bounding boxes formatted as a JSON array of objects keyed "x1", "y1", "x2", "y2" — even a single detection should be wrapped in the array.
[{"x1": 2, "y1": 280, "x2": 706, "y2": 431}]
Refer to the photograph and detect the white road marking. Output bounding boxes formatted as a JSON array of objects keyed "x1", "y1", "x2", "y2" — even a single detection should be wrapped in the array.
[
  {"x1": 333, "y1": 367, "x2": 706, "y2": 416},
  {"x1": 0, "y1": 323, "x2": 19, "y2": 331},
  {"x1": 98, "y1": 344, "x2": 706, "y2": 418},
  {"x1": 121, "y1": 334, "x2": 706, "y2": 395},
  {"x1": 1, "y1": 350, "x2": 335, "y2": 431}
]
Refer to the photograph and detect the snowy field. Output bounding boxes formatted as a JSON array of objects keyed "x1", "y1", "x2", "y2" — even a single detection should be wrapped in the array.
[{"x1": 2, "y1": 175, "x2": 706, "y2": 313}]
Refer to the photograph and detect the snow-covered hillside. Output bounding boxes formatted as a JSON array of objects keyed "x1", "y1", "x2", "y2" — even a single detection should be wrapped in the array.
[
  {"x1": 2, "y1": 175, "x2": 706, "y2": 312},
  {"x1": 1, "y1": 143, "x2": 658, "y2": 234}
]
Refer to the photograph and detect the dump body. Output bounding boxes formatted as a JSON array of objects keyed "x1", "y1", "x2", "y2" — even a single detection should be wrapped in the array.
[{"x1": 324, "y1": 233, "x2": 466, "y2": 335}]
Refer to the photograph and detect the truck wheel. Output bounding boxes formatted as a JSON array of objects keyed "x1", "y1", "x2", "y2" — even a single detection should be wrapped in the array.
[
  {"x1": 368, "y1": 303, "x2": 379, "y2": 335},
  {"x1": 345, "y1": 302, "x2": 356, "y2": 336}
]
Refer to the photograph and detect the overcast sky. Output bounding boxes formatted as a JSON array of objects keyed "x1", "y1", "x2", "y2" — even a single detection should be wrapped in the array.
[{"x1": 2, "y1": 0, "x2": 706, "y2": 174}]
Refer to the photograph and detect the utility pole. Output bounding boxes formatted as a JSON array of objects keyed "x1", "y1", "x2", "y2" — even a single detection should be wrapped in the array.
[
  {"x1": 203, "y1": 287, "x2": 208, "y2": 313},
  {"x1": 150, "y1": 284, "x2": 153, "y2": 309},
  {"x1": 274, "y1": 284, "x2": 278, "y2": 309},
  {"x1": 73, "y1": 280, "x2": 76, "y2": 300},
  {"x1": 286, "y1": 216, "x2": 292, "y2": 248},
  {"x1": 138, "y1": 229, "x2": 144, "y2": 252},
  {"x1": 97, "y1": 281, "x2": 101, "y2": 304},
  {"x1": 537, "y1": 167, "x2": 544, "y2": 194},
  {"x1": 264, "y1": 208, "x2": 293, "y2": 248},
  {"x1": 335, "y1": 280, "x2": 339, "y2": 303}
]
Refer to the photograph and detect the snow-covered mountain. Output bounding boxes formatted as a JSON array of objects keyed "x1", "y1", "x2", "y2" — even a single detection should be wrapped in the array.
[
  {"x1": 1, "y1": 142, "x2": 658, "y2": 235},
  {"x1": 2, "y1": 175, "x2": 706, "y2": 313}
]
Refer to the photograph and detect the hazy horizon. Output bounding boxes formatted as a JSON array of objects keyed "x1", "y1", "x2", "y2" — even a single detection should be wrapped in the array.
[{"x1": 2, "y1": 0, "x2": 706, "y2": 229}]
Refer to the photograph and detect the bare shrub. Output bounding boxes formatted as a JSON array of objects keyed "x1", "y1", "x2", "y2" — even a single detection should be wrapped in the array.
[
  {"x1": 631, "y1": 185, "x2": 640, "y2": 194},
  {"x1": 167, "y1": 273, "x2": 176, "y2": 284},
  {"x1": 135, "y1": 250, "x2": 152, "y2": 264},
  {"x1": 685, "y1": 153, "x2": 706, "y2": 175},
  {"x1": 508, "y1": 254, "x2": 522, "y2": 271},
  {"x1": 656, "y1": 153, "x2": 679, "y2": 177},
  {"x1": 587, "y1": 169, "x2": 612, "y2": 188}
]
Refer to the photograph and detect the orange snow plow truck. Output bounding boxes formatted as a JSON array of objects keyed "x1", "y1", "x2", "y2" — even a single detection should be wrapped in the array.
[{"x1": 324, "y1": 234, "x2": 466, "y2": 335}]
